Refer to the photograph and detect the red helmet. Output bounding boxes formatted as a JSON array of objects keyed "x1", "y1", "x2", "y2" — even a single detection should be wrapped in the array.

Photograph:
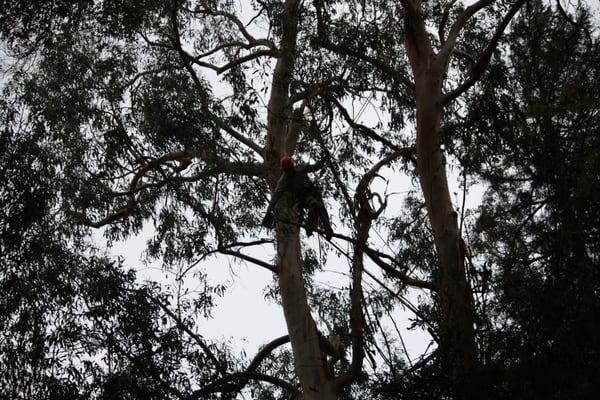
[{"x1": 280, "y1": 155, "x2": 294, "y2": 170}]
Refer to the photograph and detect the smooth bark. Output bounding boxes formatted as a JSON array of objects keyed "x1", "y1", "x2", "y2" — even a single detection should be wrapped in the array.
[
  {"x1": 404, "y1": 8, "x2": 477, "y2": 398},
  {"x1": 265, "y1": 1, "x2": 337, "y2": 398}
]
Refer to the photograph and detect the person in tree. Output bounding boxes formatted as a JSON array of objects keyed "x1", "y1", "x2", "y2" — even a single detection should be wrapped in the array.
[{"x1": 262, "y1": 155, "x2": 334, "y2": 240}]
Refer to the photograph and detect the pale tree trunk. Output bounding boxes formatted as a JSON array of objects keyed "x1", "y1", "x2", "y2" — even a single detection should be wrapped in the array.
[
  {"x1": 415, "y1": 76, "x2": 476, "y2": 399},
  {"x1": 276, "y1": 225, "x2": 337, "y2": 400},
  {"x1": 404, "y1": 9, "x2": 477, "y2": 398},
  {"x1": 265, "y1": 1, "x2": 337, "y2": 398}
]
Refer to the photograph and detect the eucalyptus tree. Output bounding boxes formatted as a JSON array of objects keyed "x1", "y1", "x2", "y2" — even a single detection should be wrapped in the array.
[
  {"x1": 4, "y1": 0, "x2": 596, "y2": 398},
  {"x1": 311, "y1": 0, "x2": 534, "y2": 397},
  {"x1": 0, "y1": 0, "x2": 404, "y2": 398}
]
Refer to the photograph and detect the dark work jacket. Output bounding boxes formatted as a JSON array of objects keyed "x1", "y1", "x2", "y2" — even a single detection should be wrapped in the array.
[{"x1": 265, "y1": 163, "x2": 322, "y2": 216}]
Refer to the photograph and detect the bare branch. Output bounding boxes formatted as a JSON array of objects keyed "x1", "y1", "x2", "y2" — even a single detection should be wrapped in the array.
[
  {"x1": 188, "y1": 49, "x2": 276, "y2": 75},
  {"x1": 363, "y1": 268, "x2": 440, "y2": 343},
  {"x1": 195, "y1": 40, "x2": 247, "y2": 58},
  {"x1": 308, "y1": 222, "x2": 434, "y2": 291},
  {"x1": 216, "y1": 49, "x2": 275, "y2": 74},
  {"x1": 246, "y1": 335, "x2": 290, "y2": 371},
  {"x1": 211, "y1": 116, "x2": 265, "y2": 156},
  {"x1": 188, "y1": 335, "x2": 295, "y2": 398},
  {"x1": 442, "y1": 0, "x2": 529, "y2": 105},
  {"x1": 364, "y1": 247, "x2": 436, "y2": 290},
  {"x1": 219, "y1": 248, "x2": 276, "y2": 273},
  {"x1": 336, "y1": 149, "x2": 408, "y2": 390},
  {"x1": 356, "y1": 149, "x2": 411, "y2": 201},
  {"x1": 126, "y1": 64, "x2": 182, "y2": 88},
  {"x1": 191, "y1": 8, "x2": 276, "y2": 50},
  {"x1": 439, "y1": 0, "x2": 494, "y2": 62},
  {"x1": 74, "y1": 149, "x2": 263, "y2": 228}
]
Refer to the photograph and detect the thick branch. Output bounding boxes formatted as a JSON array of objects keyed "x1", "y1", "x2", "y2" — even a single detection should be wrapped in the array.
[
  {"x1": 399, "y1": 0, "x2": 419, "y2": 23},
  {"x1": 442, "y1": 0, "x2": 529, "y2": 105},
  {"x1": 439, "y1": 0, "x2": 494, "y2": 61},
  {"x1": 192, "y1": 8, "x2": 276, "y2": 50},
  {"x1": 285, "y1": 103, "x2": 306, "y2": 156},
  {"x1": 188, "y1": 335, "x2": 292, "y2": 398},
  {"x1": 336, "y1": 150, "x2": 407, "y2": 390},
  {"x1": 247, "y1": 335, "x2": 291, "y2": 372},
  {"x1": 190, "y1": 371, "x2": 300, "y2": 399},
  {"x1": 364, "y1": 247, "x2": 435, "y2": 290}
]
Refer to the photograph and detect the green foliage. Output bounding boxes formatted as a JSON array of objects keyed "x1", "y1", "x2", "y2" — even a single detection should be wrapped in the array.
[
  {"x1": 452, "y1": 2, "x2": 600, "y2": 398},
  {"x1": 1, "y1": 0, "x2": 600, "y2": 398}
]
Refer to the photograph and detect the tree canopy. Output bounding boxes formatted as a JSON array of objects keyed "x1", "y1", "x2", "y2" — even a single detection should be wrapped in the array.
[{"x1": 1, "y1": 0, "x2": 598, "y2": 399}]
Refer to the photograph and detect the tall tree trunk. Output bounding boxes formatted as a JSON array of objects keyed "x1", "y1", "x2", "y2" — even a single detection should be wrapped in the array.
[
  {"x1": 265, "y1": 1, "x2": 336, "y2": 398},
  {"x1": 403, "y1": 5, "x2": 478, "y2": 394},
  {"x1": 414, "y1": 73, "x2": 477, "y2": 398},
  {"x1": 276, "y1": 224, "x2": 337, "y2": 399}
]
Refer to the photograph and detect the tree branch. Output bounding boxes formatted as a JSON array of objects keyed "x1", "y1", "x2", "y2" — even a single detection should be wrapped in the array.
[
  {"x1": 313, "y1": 0, "x2": 415, "y2": 92},
  {"x1": 363, "y1": 268, "x2": 440, "y2": 343},
  {"x1": 246, "y1": 335, "x2": 291, "y2": 372},
  {"x1": 74, "y1": 149, "x2": 263, "y2": 228},
  {"x1": 146, "y1": 294, "x2": 229, "y2": 377},
  {"x1": 439, "y1": 0, "x2": 494, "y2": 62},
  {"x1": 189, "y1": 49, "x2": 276, "y2": 75},
  {"x1": 329, "y1": 96, "x2": 414, "y2": 155},
  {"x1": 442, "y1": 0, "x2": 529, "y2": 105},
  {"x1": 188, "y1": 335, "x2": 297, "y2": 399},
  {"x1": 169, "y1": 4, "x2": 266, "y2": 156},
  {"x1": 190, "y1": 8, "x2": 276, "y2": 50},
  {"x1": 288, "y1": 76, "x2": 346, "y2": 104},
  {"x1": 218, "y1": 248, "x2": 276, "y2": 273},
  {"x1": 336, "y1": 149, "x2": 407, "y2": 390},
  {"x1": 438, "y1": 0, "x2": 459, "y2": 45},
  {"x1": 364, "y1": 247, "x2": 436, "y2": 290},
  {"x1": 189, "y1": 371, "x2": 300, "y2": 399}
]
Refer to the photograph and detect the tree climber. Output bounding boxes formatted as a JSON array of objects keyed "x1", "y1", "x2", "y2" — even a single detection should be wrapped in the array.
[{"x1": 262, "y1": 155, "x2": 334, "y2": 240}]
